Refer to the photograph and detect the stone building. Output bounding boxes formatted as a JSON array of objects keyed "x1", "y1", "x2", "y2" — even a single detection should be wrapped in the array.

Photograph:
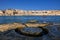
[
  {"x1": 0, "y1": 9, "x2": 60, "y2": 16},
  {"x1": 5, "y1": 9, "x2": 14, "y2": 16},
  {"x1": 0, "y1": 10, "x2": 3, "y2": 16}
]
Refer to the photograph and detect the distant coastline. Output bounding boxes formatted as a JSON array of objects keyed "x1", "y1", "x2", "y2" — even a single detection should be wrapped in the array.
[{"x1": 0, "y1": 9, "x2": 60, "y2": 16}]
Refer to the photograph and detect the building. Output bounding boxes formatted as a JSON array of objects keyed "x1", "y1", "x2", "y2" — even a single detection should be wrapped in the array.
[{"x1": 0, "y1": 9, "x2": 60, "y2": 16}]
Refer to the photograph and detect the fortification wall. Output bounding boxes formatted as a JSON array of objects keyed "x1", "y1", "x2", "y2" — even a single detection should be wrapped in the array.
[{"x1": 0, "y1": 9, "x2": 60, "y2": 16}]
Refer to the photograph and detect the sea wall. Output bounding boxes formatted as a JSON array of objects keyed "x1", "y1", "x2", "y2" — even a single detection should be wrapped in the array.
[{"x1": 0, "y1": 9, "x2": 60, "y2": 16}]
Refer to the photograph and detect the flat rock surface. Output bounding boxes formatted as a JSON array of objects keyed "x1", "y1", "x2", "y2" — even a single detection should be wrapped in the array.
[{"x1": 0, "y1": 25, "x2": 60, "y2": 40}]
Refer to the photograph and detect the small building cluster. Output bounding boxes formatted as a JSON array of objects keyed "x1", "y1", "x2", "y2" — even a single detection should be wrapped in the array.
[{"x1": 0, "y1": 9, "x2": 60, "y2": 16}]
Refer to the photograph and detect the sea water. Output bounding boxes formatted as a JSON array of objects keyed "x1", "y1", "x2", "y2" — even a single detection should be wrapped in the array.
[
  {"x1": 0, "y1": 16, "x2": 60, "y2": 40},
  {"x1": 0, "y1": 16, "x2": 60, "y2": 23}
]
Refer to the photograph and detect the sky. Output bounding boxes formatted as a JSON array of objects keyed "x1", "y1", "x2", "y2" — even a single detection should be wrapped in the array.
[{"x1": 0, "y1": 0, "x2": 60, "y2": 10}]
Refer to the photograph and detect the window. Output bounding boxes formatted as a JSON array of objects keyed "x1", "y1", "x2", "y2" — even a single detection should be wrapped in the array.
[
  {"x1": 45, "y1": 12, "x2": 47, "y2": 13},
  {"x1": 36, "y1": 12, "x2": 38, "y2": 13},
  {"x1": 2, "y1": 11, "x2": 5, "y2": 13},
  {"x1": 13, "y1": 12, "x2": 18, "y2": 15},
  {"x1": 32, "y1": 12, "x2": 35, "y2": 13}
]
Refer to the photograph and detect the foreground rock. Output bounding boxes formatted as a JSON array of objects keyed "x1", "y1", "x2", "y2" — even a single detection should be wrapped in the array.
[
  {"x1": 0, "y1": 23, "x2": 49, "y2": 32},
  {"x1": 15, "y1": 27, "x2": 49, "y2": 37}
]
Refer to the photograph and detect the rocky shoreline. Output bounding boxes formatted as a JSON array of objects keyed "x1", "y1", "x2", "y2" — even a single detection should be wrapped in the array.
[
  {"x1": 0, "y1": 22, "x2": 60, "y2": 32},
  {"x1": 0, "y1": 23, "x2": 48, "y2": 32}
]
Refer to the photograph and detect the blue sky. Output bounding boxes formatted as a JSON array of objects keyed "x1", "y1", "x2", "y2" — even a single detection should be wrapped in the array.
[{"x1": 0, "y1": 0, "x2": 60, "y2": 10}]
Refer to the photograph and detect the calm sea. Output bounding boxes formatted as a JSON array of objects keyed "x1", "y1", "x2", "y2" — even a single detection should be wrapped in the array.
[{"x1": 0, "y1": 16, "x2": 60, "y2": 23}]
